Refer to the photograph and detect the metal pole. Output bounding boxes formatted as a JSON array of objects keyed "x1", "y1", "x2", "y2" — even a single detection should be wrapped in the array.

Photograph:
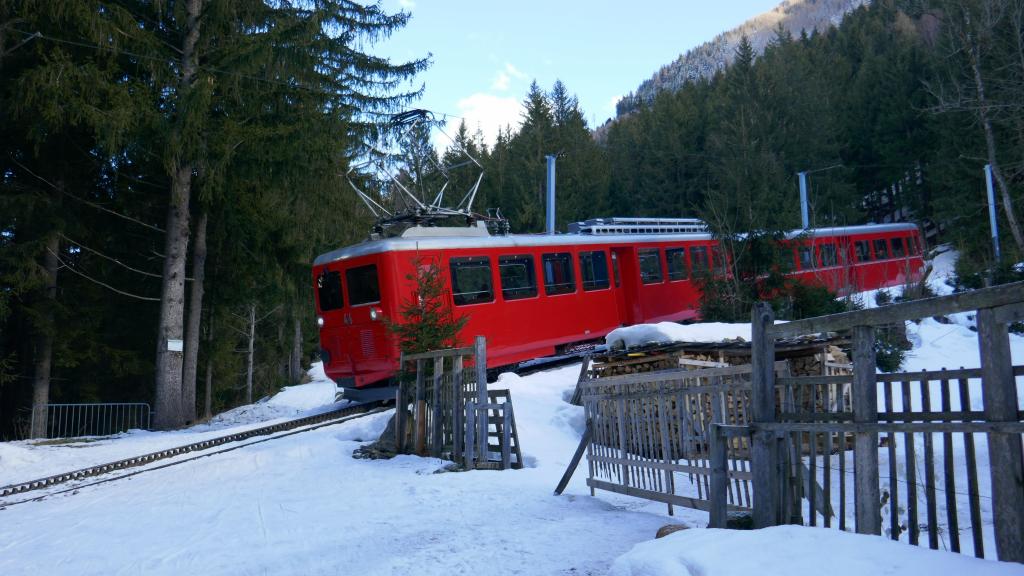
[
  {"x1": 546, "y1": 155, "x2": 556, "y2": 234},
  {"x1": 798, "y1": 171, "x2": 809, "y2": 229},
  {"x1": 985, "y1": 164, "x2": 1001, "y2": 264}
]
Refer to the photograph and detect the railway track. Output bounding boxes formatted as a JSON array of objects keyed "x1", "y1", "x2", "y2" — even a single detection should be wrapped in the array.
[{"x1": 0, "y1": 401, "x2": 387, "y2": 508}]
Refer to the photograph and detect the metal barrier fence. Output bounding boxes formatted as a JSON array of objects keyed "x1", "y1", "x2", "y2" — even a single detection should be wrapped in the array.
[{"x1": 34, "y1": 403, "x2": 152, "y2": 439}]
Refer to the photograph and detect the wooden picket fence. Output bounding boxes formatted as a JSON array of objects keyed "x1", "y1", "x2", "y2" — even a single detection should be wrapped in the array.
[
  {"x1": 396, "y1": 336, "x2": 522, "y2": 470},
  {"x1": 567, "y1": 281, "x2": 1024, "y2": 564}
]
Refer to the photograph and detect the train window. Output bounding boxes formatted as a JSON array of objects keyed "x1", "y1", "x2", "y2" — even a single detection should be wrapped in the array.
[
  {"x1": 316, "y1": 270, "x2": 343, "y2": 311},
  {"x1": 542, "y1": 253, "x2": 576, "y2": 295},
  {"x1": 820, "y1": 244, "x2": 838, "y2": 267},
  {"x1": 712, "y1": 246, "x2": 728, "y2": 275},
  {"x1": 666, "y1": 248, "x2": 688, "y2": 281},
  {"x1": 891, "y1": 237, "x2": 906, "y2": 258},
  {"x1": 691, "y1": 246, "x2": 709, "y2": 274},
  {"x1": 638, "y1": 248, "x2": 663, "y2": 284},
  {"x1": 579, "y1": 251, "x2": 610, "y2": 291},
  {"x1": 499, "y1": 255, "x2": 537, "y2": 300},
  {"x1": 450, "y1": 257, "x2": 494, "y2": 305},
  {"x1": 874, "y1": 239, "x2": 889, "y2": 260},
  {"x1": 346, "y1": 265, "x2": 380, "y2": 306},
  {"x1": 611, "y1": 251, "x2": 621, "y2": 287},
  {"x1": 798, "y1": 247, "x2": 814, "y2": 270},
  {"x1": 855, "y1": 241, "x2": 872, "y2": 262}
]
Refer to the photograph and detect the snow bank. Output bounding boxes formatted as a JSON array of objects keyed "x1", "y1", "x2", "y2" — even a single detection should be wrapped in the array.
[
  {"x1": 606, "y1": 322, "x2": 752, "y2": 350},
  {"x1": 610, "y1": 525, "x2": 1020, "y2": 576}
]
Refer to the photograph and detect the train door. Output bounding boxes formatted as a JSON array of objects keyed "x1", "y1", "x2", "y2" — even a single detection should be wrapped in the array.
[{"x1": 611, "y1": 247, "x2": 641, "y2": 326}]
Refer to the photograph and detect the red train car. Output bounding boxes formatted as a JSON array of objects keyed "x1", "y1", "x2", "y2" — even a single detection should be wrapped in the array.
[{"x1": 312, "y1": 218, "x2": 924, "y2": 398}]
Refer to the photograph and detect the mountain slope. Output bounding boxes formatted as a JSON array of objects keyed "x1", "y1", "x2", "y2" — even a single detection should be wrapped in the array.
[{"x1": 616, "y1": 0, "x2": 869, "y2": 116}]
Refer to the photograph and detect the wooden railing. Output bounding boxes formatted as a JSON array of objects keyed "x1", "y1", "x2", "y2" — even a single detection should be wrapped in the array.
[{"x1": 750, "y1": 280, "x2": 1024, "y2": 563}]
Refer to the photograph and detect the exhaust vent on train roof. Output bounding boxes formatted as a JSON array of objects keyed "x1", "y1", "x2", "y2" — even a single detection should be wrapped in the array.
[{"x1": 568, "y1": 217, "x2": 708, "y2": 235}]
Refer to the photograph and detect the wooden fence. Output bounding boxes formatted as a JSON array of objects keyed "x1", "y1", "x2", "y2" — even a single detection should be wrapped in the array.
[
  {"x1": 577, "y1": 362, "x2": 788, "y2": 517},
  {"x1": 750, "y1": 280, "x2": 1024, "y2": 563},
  {"x1": 396, "y1": 336, "x2": 522, "y2": 470}
]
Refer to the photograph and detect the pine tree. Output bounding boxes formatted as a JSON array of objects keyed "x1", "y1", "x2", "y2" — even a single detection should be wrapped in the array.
[{"x1": 386, "y1": 259, "x2": 467, "y2": 354}]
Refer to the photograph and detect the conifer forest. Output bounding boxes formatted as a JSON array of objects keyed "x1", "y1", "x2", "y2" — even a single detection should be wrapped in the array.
[{"x1": 2, "y1": 0, "x2": 1023, "y2": 438}]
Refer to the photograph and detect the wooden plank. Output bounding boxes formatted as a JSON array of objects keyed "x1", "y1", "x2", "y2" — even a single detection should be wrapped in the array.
[
  {"x1": 959, "y1": 376, "x2": 985, "y2": 558},
  {"x1": 991, "y1": 301, "x2": 1024, "y2": 325},
  {"x1": 656, "y1": 383, "x2": 676, "y2": 516},
  {"x1": 754, "y1": 421, "x2": 1024, "y2": 433},
  {"x1": 751, "y1": 302, "x2": 779, "y2": 528},
  {"x1": 852, "y1": 325, "x2": 881, "y2": 536},
  {"x1": 431, "y1": 357, "x2": 443, "y2": 458},
  {"x1": 768, "y1": 281, "x2": 1024, "y2": 339},
  {"x1": 554, "y1": 423, "x2": 592, "y2": 495},
  {"x1": 588, "y1": 362, "x2": 764, "y2": 388},
  {"x1": 921, "y1": 379, "x2": 939, "y2": 550},
  {"x1": 941, "y1": 377, "x2": 960, "y2": 553},
  {"x1": 464, "y1": 401, "x2": 476, "y2": 469},
  {"x1": 501, "y1": 404, "x2": 511, "y2": 470},
  {"x1": 902, "y1": 380, "x2": 920, "y2": 547},
  {"x1": 884, "y1": 381, "x2": 900, "y2": 540},
  {"x1": 452, "y1": 355, "x2": 464, "y2": 463},
  {"x1": 474, "y1": 336, "x2": 488, "y2": 461},
  {"x1": 587, "y1": 478, "x2": 750, "y2": 513},
  {"x1": 976, "y1": 308, "x2": 1024, "y2": 563},
  {"x1": 414, "y1": 358, "x2": 426, "y2": 456},
  {"x1": 395, "y1": 387, "x2": 407, "y2": 453},
  {"x1": 569, "y1": 355, "x2": 591, "y2": 406}
]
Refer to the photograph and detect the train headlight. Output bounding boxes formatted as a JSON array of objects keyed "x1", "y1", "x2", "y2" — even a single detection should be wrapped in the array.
[
  {"x1": 369, "y1": 307, "x2": 380, "y2": 321},
  {"x1": 317, "y1": 316, "x2": 324, "y2": 328}
]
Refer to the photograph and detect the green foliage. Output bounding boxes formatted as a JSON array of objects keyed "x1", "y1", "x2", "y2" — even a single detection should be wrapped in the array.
[
  {"x1": 875, "y1": 324, "x2": 912, "y2": 373},
  {"x1": 386, "y1": 259, "x2": 468, "y2": 355}
]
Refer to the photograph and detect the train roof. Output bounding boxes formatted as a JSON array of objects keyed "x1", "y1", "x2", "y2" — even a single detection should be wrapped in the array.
[{"x1": 313, "y1": 222, "x2": 919, "y2": 267}]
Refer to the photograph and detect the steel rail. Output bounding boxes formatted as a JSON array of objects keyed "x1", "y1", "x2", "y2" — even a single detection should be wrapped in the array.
[{"x1": 0, "y1": 401, "x2": 384, "y2": 503}]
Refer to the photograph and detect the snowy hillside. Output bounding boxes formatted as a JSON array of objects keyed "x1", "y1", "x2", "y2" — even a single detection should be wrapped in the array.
[{"x1": 1, "y1": 247, "x2": 1022, "y2": 575}]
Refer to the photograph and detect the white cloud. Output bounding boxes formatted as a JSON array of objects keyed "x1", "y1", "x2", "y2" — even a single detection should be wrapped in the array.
[
  {"x1": 398, "y1": 0, "x2": 415, "y2": 10},
  {"x1": 491, "y1": 63, "x2": 528, "y2": 91},
  {"x1": 453, "y1": 93, "x2": 523, "y2": 148}
]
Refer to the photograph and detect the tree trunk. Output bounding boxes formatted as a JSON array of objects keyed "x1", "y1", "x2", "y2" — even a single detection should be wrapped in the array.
[
  {"x1": 203, "y1": 311, "x2": 214, "y2": 420},
  {"x1": 290, "y1": 310, "x2": 303, "y2": 384},
  {"x1": 153, "y1": 0, "x2": 203, "y2": 430},
  {"x1": 963, "y1": 5, "x2": 1024, "y2": 254},
  {"x1": 181, "y1": 210, "x2": 208, "y2": 424},
  {"x1": 246, "y1": 303, "x2": 255, "y2": 405},
  {"x1": 30, "y1": 232, "x2": 60, "y2": 439}
]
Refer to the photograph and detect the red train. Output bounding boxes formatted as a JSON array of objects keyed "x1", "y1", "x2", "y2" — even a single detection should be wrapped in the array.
[{"x1": 312, "y1": 218, "x2": 925, "y2": 399}]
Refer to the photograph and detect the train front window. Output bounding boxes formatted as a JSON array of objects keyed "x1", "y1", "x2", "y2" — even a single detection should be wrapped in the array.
[
  {"x1": 579, "y1": 251, "x2": 610, "y2": 291},
  {"x1": 855, "y1": 241, "x2": 872, "y2": 262},
  {"x1": 499, "y1": 255, "x2": 537, "y2": 300},
  {"x1": 346, "y1": 265, "x2": 380, "y2": 306},
  {"x1": 891, "y1": 237, "x2": 906, "y2": 258},
  {"x1": 820, "y1": 244, "x2": 838, "y2": 267},
  {"x1": 542, "y1": 252, "x2": 576, "y2": 295},
  {"x1": 666, "y1": 248, "x2": 688, "y2": 281},
  {"x1": 638, "y1": 248, "x2": 663, "y2": 284},
  {"x1": 450, "y1": 257, "x2": 494, "y2": 305},
  {"x1": 316, "y1": 270, "x2": 343, "y2": 311},
  {"x1": 874, "y1": 239, "x2": 889, "y2": 260}
]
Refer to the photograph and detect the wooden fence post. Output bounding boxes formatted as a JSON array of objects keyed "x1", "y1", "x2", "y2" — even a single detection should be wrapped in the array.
[
  {"x1": 709, "y1": 380, "x2": 728, "y2": 529},
  {"x1": 453, "y1": 354, "x2": 464, "y2": 464},
  {"x1": 751, "y1": 302, "x2": 779, "y2": 528},
  {"x1": 414, "y1": 358, "x2": 426, "y2": 456},
  {"x1": 475, "y1": 336, "x2": 488, "y2": 462},
  {"x1": 977, "y1": 308, "x2": 1024, "y2": 563},
  {"x1": 465, "y1": 400, "x2": 476, "y2": 469},
  {"x1": 852, "y1": 325, "x2": 881, "y2": 535}
]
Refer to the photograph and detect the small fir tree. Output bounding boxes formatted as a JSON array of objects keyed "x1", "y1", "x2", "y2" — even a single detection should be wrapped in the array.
[{"x1": 387, "y1": 259, "x2": 468, "y2": 355}]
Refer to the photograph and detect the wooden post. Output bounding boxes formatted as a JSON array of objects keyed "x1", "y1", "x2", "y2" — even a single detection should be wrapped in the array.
[
  {"x1": 465, "y1": 400, "x2": 476, "y2": 469},
  {"x1": 751, "y1": 302, "x2": 779, "y2": 528},
  {"x1": 431, "y1": 357, "x2": 443, "y2": 458},
  {"x1": 475, "y1": 336, "x2": 488, "y2": 462},
  {"x1": 709, "y1": 382, "x2": 728, "y2": 529},
  {"x1": 852, "y1": 325, "x2": 881, "y2": 536},
  {"x1": 977, "y1": 308, "x2": 1024, "y2": 563},
  {"x1": 453, "y1": 354, "x2": 464, "y2": 464},
  {"x1": 395, "y1": 387, "x2": 406, "y2": 453},
  {"x1": 414, "y1": 358, "x2": 426, "y2": 456},
  {"x1": 501, "y1": 403, "x2": 512, "y2": 470},
  {"x1": 555, "y1": 422, "x2": 592, "y2": 495}
]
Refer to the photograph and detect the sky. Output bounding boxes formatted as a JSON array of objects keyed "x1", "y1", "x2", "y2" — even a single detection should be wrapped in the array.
[{"x1": 375, "y1": 0, "x2": 783, "y2": 148}]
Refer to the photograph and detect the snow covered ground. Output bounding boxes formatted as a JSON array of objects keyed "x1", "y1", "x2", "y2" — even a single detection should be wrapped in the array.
[{"x1": 1, "y1": 246, "x2": 1021, "y2": 575}]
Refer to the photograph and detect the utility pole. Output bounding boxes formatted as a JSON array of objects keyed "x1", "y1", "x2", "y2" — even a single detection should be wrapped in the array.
[
  {"x1": 798, "y1": 171, "x2": 809, "y2": 229},
  {"x1": 546, "y1": 155, "x2": 556, "y2": 234},
  {"x1": 985, "y1": 164, "x2": 1001, "y2": 264}
]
